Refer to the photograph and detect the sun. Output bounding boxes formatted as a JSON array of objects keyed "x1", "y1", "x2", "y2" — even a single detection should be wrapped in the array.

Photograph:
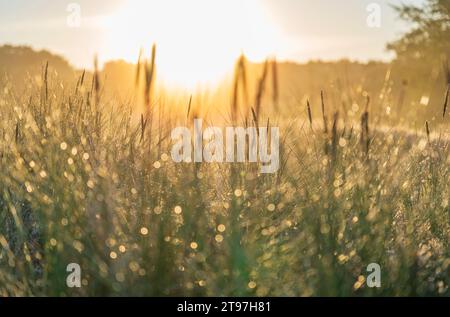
[{"x1": 101, "y1": 0, "x2": 285, "y2": 89}]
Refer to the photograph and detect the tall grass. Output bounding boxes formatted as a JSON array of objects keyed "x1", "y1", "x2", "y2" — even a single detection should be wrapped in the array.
[{"x1": 0, "y1": 56, "x2": 449, "y2": 297}]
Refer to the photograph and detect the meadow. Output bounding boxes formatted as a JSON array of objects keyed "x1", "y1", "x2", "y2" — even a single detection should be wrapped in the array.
[{"x1": 0, "y1": 49, "x2": 449, "y2": 297}]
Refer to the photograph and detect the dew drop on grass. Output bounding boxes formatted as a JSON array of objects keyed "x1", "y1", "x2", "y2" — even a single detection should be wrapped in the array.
[
  {"x1": 174, "y1": 206, "x2": 182, "y2": 214},
  {"x1": 25, "y1": 182, "x2": 33, "y2": 193},
  {"x1": 161, "y1": 153, "x2": 169, "y2": 162},
  {"x1": 115, "y1": 272, "x2": 125, "y2": 282},
  {"x1": 217, "y1": 224, "x2": 226, "y2": 232},
  {"x1": 140, "y1": 227, "x2": 149, "y2": 236}
]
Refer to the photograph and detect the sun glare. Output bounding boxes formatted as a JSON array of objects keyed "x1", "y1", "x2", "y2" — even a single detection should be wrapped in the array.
[{"x1": 101, "y1": 0, "x2": 285, "y2": 89}]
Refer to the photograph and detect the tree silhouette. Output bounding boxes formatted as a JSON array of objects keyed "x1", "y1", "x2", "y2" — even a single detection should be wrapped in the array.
[{"x1": 388, "y1": 0, "x2": 450, "y2": 83}]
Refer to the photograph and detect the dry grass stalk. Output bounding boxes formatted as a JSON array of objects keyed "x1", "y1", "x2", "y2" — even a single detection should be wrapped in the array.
[
  {"x1": 231, "y1": 66, "x2": 239, "y2": 123},
  {"x1": 443, "y1": 84, "x2": 449, "y2": 118},
  {"x1": 93, "y1": 55, "x2": 100, "y2": 96},
  {"x1": 75, "y1": 69, "x2": 85, "y2": 95},
  {"x1": 80, "y1": 69, "x2": 85, "y2": 87},
  {"x1": 331, "y1": 111, "x2": 339, "y2": 162},
  {"x1": 251, "y1": 107, "x2": 259, "y2": 129},
  {"x1": 144, "y1": 44, "x2": 156, "y2": 116},
  {"x1": 255, "y1": 59, "x2": 269, "y2": 120},
  {"x1": 365, "y1": 95, "x2": 370, "y2": 112},
  {"x1": 43, "y1": 61, "x2": 49, "y2": 102},
  {"x1": 271, "y1": 57, "x2": 279, "y2": 110},
  {"x1": 359, "y1": 95, "x2": 371, "y2": 154},
  {"x1": 135, "y1": 48, "x2": 143, "y2": 87},
  {"x1": 231, "y1": 54, "x2": 248, "y2": 123},
  {"x1": 240, "y1": 56, "x2": 249, "y2": 110},
  {"x1": 425, "y1": 121, "x2": 431, "y2": 142},
  {"x1": 321, "y1": 90, "x2": 328, "y2": 134},
  {"x1": 187, "y1": 95, "x2": 193, "y2": 120},
  {"x1": 140, "y1": 113, "x2": 148, "y2": 143},
  {"x1": 360, "y1": 110, "x2": 370, "y2": 155},
  {"x1": 306, "y1": 99, "x2": 313, "y2": 128},
  {"x1": 15, "y1": 122, "x2": 20, "y2": 144},
  {"x1": 348, "y1": 125, "x2": 354, "y2": 140},
  {"x1": 443, "y1": 58, "x2": 450, "y2": 85}
]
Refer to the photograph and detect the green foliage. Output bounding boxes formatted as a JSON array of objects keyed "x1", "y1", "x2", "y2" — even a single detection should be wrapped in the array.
[
  {"x1": 387, "y1": 0, "x2": 450, "y2": 120},
  {"x1": 389, "y1": 0, "x2": 450, "y2": 64}
]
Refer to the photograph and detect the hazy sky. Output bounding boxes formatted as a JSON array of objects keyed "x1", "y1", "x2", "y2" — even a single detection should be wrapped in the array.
[{"x1": 0, "y1": 0, "x2": 426, "y2": 70}]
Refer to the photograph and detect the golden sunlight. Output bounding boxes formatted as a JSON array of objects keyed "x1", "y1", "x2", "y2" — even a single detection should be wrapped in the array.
[{"x1": 101, "y1": 0, "x2": 286, "y2": 89}]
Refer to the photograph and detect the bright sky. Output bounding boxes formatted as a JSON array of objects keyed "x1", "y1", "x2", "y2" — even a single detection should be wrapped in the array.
[{"x1": 0, "y1": 0, "x2": 426, "y2": 86}]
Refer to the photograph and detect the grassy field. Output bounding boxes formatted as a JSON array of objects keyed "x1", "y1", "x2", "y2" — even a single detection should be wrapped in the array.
[{"x1": 0, "y1": 57, "x2": 449, "y2": 297}]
